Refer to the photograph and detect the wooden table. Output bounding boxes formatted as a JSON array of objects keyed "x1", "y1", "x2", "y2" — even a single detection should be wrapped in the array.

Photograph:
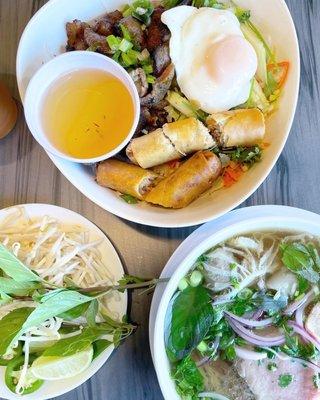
[{"x1": 0, "y1": 0, "x2": 318, "y2": 399}]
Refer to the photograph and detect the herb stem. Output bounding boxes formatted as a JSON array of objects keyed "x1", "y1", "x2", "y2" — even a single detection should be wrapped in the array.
[{"x1": 79, "y1": 278, "x2": 169, "y2": 294}]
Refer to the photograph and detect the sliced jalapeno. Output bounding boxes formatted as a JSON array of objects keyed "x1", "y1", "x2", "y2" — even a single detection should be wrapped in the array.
[
  {"x1": 0, "y1": 343, "x2": 23, "y2": 366},
  {"x1": 5, "y1": 355, "x2": 44, "y2": 395}
]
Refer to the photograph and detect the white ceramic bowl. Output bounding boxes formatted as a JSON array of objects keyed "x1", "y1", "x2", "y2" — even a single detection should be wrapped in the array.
[
  {"x1": 24, "y1": 51, "x2": 140, "y2": 164},
  {"x1": 0, "y1": 204, "x2": 127, "y2": 400},
  {"x1": 17, "y1": 0, "x2": 300, "y2": 227},
  {"x1": 151, "y1": 206, "x2": 320, "y2": 400}
]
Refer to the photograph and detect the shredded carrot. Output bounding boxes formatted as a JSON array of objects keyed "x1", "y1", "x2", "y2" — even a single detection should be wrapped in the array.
[
  {"x1": 267, "y1": 61, "x2": 290, "y2": 89},
  {"x1": 261, "y1": 142, "x2": 270, "y2": 149},
  {"x1": 223, "y1": 164, "x2": 245, "y2": 187}
]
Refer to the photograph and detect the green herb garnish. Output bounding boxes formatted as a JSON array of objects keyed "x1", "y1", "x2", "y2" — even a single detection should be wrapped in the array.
[
  {"x1": 172, "y1": 356, "x2": 204, "y2": 399},
  {"x1": 165, "y1": 286, "x2": 215, "y2": 362},
  {"x1": 278, "y1": 374, "x2": 293, "y2": 388},
  {"x1": 120, "y1": 194, "x2": 139, "y2": 204},
  {"x1": 267, "y1": 362, "x2": 278, "y2": 371},
  {"x1": 123, "y1": 0, "x2": 154, "y2": 25},
  {"x1": 221, "y1": 146, "x2": 262, "y2": 165},
  {"x1": 280, "y1": 242, "x2": 320, "y2": 283}
]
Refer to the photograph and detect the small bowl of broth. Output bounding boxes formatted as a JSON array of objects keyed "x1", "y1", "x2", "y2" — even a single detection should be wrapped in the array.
[{"x1": 24, "y1": 51, "x2": 140, "y2": 163}]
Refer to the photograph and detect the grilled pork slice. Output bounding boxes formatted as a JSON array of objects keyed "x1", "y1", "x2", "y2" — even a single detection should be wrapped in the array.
[{"x1": 235, "y1": 359, "x2": 320, "y2": 400}]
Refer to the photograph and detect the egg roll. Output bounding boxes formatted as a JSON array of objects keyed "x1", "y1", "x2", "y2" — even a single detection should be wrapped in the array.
[
  {"x1": 96, "y1": 159, "x2": 158, "y2": 200},
  {"x1": 206, "y1": 108, "x2": 265, "y2": 147},
  {"x1": 126, "y1": 117, "x2": 215, "y2": 169},
  {"x1": 145, "y1": 151, "x2": 221, "y2": 209}
]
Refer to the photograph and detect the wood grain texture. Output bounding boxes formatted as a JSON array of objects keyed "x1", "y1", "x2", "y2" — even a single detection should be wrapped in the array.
[{"x1": 0, "y1": 0, "x2": 319, "y2": 399}]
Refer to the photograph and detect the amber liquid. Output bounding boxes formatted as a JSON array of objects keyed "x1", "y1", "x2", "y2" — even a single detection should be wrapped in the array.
[{"x1": 42, "y1": 69, "x2": 134, "y2": 159}]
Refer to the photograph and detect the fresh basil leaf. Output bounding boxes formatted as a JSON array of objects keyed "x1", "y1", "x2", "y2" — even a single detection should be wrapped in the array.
[
  {"x1": 0, "y1": 277, "x2": 41, "y2": 296},
  {"x1": 92, "y1": 339, "x2": 112, "y2": 359},
  {"x1": 0, "y1": 244, "x2": 42, "y2": 282},
  {"x1": 86, "y1": 299, "x2": 99, "y2": 327},
  {"x1": 58, "y1": 302, "x2": 90, "y2": 321},
  {"x1": 0, "y1": 290, "x2": 12, "y2": 306},
  {"x1": 9, "y1": 290, "x2": 94, "y2": 346},
  {"x1": 42, "y1": 323, "x2": 116, "y2": 357},
  {"x1": 281, "y1": 243, "x2": 320, "y2": 283},
  {"x1": 165, "y1": 286, "x2": 215, "y2": 362},
  {"x1": 172, "y1": 356, "x2": 204, "y2": 399},
  {"x1": 0, "y1": 307, "x2": 34, "y2": 356}
]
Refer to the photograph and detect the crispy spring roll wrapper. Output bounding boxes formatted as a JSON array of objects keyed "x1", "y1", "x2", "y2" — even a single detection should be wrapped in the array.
[
  {"x1": 126, "y1": 117, "x2": 215, "y2": 169},
  {"x1": 96, "y1": 159, "x2": 158, "y2": 200},
  {"x1": 206, "y1": 108, "x2": 265, "y2": 147},
  {"x1": 163, "y1": 117, "x2": 215, "y2": 155},
  {"x1": 126, "y1": 128, "x2": 180, "y2": 169},
  {"x1": 145, "y1": 151, "x2": 222, "y2": 209}
]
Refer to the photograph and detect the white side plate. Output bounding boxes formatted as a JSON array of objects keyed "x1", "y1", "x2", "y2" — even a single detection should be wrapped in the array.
[{"x1": 0, "y1": 203, "x2": 127, "y2": 400}]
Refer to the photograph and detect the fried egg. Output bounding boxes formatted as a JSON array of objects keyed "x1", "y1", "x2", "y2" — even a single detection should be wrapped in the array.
[{"x1": 161, "y1": 6, "x2": 258, "y2": 113}]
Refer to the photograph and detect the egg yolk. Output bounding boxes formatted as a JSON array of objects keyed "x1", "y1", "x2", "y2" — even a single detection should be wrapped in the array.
[{"x1": 205, "y1": 35, "x2": 257, "y2": 86}]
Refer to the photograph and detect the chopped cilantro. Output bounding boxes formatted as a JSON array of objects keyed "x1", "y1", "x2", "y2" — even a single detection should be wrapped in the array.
[{"x1": 278, "y1": 374, "x2": 293, "y2": 388}]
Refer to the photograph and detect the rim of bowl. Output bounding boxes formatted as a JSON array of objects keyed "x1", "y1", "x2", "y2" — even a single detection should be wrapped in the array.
[
  {"x1": 153, "y1": 212, "x2": 320, "y2": 399},
  {"x1": 23, "y1": 51, "x2": 140, "y2": 164}
]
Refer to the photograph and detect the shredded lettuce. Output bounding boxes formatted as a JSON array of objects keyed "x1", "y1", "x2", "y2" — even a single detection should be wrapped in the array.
[
  {"x1": 166, "y1": 91, "x2": 207, "y2": 122},
  {"x1": 245, "y1": 79, "x2": 272, "y2": 114}
]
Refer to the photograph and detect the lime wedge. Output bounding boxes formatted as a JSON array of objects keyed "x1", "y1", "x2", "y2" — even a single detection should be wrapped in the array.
[{"x1": 31, "y1": 346, "x2": 93, "y2": 380}]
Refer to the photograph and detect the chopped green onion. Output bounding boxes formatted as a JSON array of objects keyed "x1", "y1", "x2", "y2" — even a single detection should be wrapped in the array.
[
  {"x1": 267, "y1": 362, "x2": 278, "y2": 372},
  {"x1": 190, "y1": 271, "x2": 203, "y2": 287},
  {"x1": 106, "y1": 35, "x2": 121, "y2": 52},
  {"x1": 119, "y1": 38, "x2": 133, "y2": 52},
  {"x1": 143, "y1": 64, "x2": 153, "y2": 74},
  {"x1": 178, "y1": 278, "x2": 189, "y2": 291},
  {"x1": 196, "y1": 341, "x2": 208, "y2": 353},
  {"x1": 147, "y1": 75, "x2": 156, "y2": 84},
  {"x1": 120, "y1": 24, "x2": 132, "y2": 42}
]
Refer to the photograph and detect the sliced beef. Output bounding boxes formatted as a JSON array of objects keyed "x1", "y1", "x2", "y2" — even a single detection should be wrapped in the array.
[
  {"x1": 83, "y1": 28, "x2": 112, "y2": 55},
  {"x1": 129, "y1": 68, "x2": 148, "y2": 97},
  {"x1": 200, "y1": 359, "x2": 255, "y2": 400},
  {"x1": 116, "y1": 16, "x2": 146, "y2": 50},
  {"x1": 236, "y1": 359, "x2": 320, "y2": 400},
  {"x1": 146, "y1": 7, "x2": 170, "y2": 52},
  {"x1": 66, "y1": 20, "x2": 89, "y2": 51},
  {"x1": 141, "y1": 63, "x2": 174, "y2": 107},
  {"x1": 93, "y1": 10, "x2": 123, "y2": 36},
  {"x1": 153, "y1": 43, "x2": 171, "y2": 76}
]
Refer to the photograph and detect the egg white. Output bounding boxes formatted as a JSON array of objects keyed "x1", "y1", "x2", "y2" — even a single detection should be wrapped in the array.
[{"x1": 162, "y1": 6, "x2": 258, "y2": 113}]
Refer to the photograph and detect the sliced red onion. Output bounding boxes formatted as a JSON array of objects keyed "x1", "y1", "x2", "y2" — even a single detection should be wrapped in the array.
[
  {"x1": 225, "y1": 311, "x2": 274, "y2": 328},
  {"x1": 198, "y1": 393, "x2": 230, "y2": 400},
  {"x1": 251, "y1": 310, "x2": 264, "y2": 320},
  {"x1": 287, "y1": 321, "x2": 320, "y2": 352},
  {"x1": 285, "y1": 290, "x2": 314, "y2": 316},
  {"x1": 235, "y1": 346, "x2": 267, "y2": 360},
  {"x1": 226, "y1": 316, "x2": 286, "y2": 347},
  {"x1": 263, "y1": 348, "x2": 320, "y2": 373},
  {"x1": 295, "y1": 293, "x2": 315, "y2": 327}
]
